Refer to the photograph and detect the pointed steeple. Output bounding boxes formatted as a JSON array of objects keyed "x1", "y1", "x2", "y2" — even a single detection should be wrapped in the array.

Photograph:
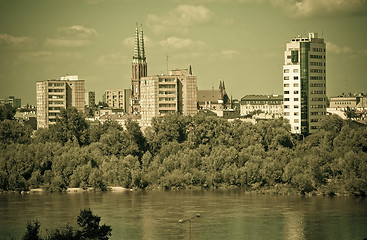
[
  {"x1": 139, "y1": 24, "x2": 146, "y2": 62},
  {"x1": 219, "y1": 81, "x2": 223, "y2": 90},
  {"x1": 189, "y1": 65, "x2": 192, "y2": 75},
  {"x1": 133, "y1": 23, "x2": 140, "y2": 61},
  {"x1": 222, "y1": 81, "x2": 226, "y2": 90}
]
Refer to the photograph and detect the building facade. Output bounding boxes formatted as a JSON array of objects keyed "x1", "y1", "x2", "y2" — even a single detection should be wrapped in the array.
[
  {"x1": 0, "y1": 96, "x2": 21, "y2": 108},
  {"x1": 36, "y1": 75, "x2": 85, "y2": 129},
  {"x1": 197, "y1": 81, "x2": 229, "y2": 111},
  {"x1": 88, "y1": 91, "x2": 95, "y2": 107},
  {"x1": 140, "y1": 68, "x2": 197, "y2": 127},
  {"x1": 283, "y1": 33, "x2": 326, "y2": 135},
  {"x1": 240, "y1": 95, "x2": 283, "y2": 118},
  {"x1": 104, "y1": 89, "x2": 130, "y2": 112},
  {"x1": 131, "y1": 24, "x2": 147, "y2": 114}
]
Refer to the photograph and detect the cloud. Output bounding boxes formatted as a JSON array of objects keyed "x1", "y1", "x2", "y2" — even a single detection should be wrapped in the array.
[
  {"x1": 18, "y1": 51, "x2": 83, "y2": 62},
  {"x1": 45, "y1": 38, "x2": 92, "y2": 48},
  {"x1": 271, "y1": 0, "x2": 367, "y2": 17},
  {"x1": 58, "y1": 25, "x2": 98, "y2": 38},
  {"x1": 159, "y1": 37, "x2": 205, "y2": 49},
  {"x1": 211, "y1": 49, "x2": 239, "y2": 58},
  {"x1": 96, "y1": 52, "x2": 130, "y2": 65},
  {"x1": 0, "y1": 33, "x2": 32, "y2": 47},
  {"x1": 122, "y1": 35, "x2": 154, "y2": 47},
  {"x1": 45, "y1": 25, "x2": 98, "y2": 48},
  {"x1": 327, "y1": 42, "x2": 353, "y2": 55},
  {"x1": 146, "y1": 4, "x2": 213, "y2": 34},
  {"x1": 327, "y1": 42, "x2": 367, "y2": 59}
]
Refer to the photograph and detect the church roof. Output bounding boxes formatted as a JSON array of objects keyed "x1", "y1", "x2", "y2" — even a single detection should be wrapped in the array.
[{"x1": 197, "y1": 89, "x2": 222, "y2": 103}]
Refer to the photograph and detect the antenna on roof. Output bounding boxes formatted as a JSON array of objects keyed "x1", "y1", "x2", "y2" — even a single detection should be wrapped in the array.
[{"x1": 166, "y1": 32, "x2": 169, "y2": 75}]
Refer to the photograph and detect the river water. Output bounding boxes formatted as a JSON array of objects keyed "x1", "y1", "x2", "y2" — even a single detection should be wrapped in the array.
[{"x1": 0, "y1": 190, "x2": 366, "y2": 240}]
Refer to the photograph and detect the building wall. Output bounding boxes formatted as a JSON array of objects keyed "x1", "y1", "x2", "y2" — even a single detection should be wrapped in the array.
[
  {"x1": 140, "y1": 69, "x2": 198, "y2": 127},
  {"x1": 283, "y1": 33, "x2": 326, "y2": 135},
  {"x1": 105, "y1": 89, "x2": 128, "y2": 110},
  {"x1": 240, "y1": 95, "x2": 283, "y2": 118},
  {"x1": 88, "y1": 91, "x2": 96, "y2": 107},
  {"x1": 36, "y1": 76, "x2": 85, "y2": 129},
  {"x1": 329, "y1": 97, "x2": 359, "y2": 110},
  {"x1": 183, "y1": 75, "x2": 197, "y2": 116}
]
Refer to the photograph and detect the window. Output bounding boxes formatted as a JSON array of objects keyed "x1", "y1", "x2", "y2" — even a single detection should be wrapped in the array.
[
  {"x1": 284, "y1": 112, "x2": 290, "y2": 116},
  {"x1": 284, "y1": 91, "x2": 289, "y2": 94},
  {"x1": 294, "y1": 126, "x2": 299, "y2": 130},
  {"x1": 294, "y1": 112, "x2": 299, "y2": 116},
  {"x1": 284, "y1": 105, "x2": 289, "y2": 109},
  {"x1": 294, "y1": 98, "x2": 299, "y2": 101},
  {"x1": 284, "y1": 98, "x2": 289, "y2": 101},
  {"x1": 294, "y1": 105, "x2": 299, "y2": 108},
  {"x1": 284, "y1": 84, "x2": 290, "y2": 87},
  {"x1": 284, "y1": 76, "x2": 289, "y2": 80},
  {"x1": 284, "y1": 69, "x2": 289, "y2": 73},
  {"x1": 294, "y1": 91, "x2": 299, "y2": 94},
  {"x1": 294, "y1": 119, "x2": 299, "y2": 123},
  {"x1": 293, "y1": 69, "x2": 299, "y2": 73},
  {"x1": 294, "y1": 76, "x2": 299, "y2": 80}
]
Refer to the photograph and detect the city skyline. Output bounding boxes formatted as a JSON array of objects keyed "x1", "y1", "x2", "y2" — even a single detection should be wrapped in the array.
[{"x1": 1, "y1": 0, "x2": 367, "y2": 105}]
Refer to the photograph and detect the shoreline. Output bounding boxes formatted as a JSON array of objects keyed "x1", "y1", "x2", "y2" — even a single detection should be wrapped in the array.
[{"x1": 0, "y1": 186, "x2": 362, "y2": 197}]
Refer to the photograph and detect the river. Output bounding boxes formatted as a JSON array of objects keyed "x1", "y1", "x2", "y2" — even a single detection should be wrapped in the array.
[{"x1": 0, "y1": 190, "x2": 366, "y2": 240}]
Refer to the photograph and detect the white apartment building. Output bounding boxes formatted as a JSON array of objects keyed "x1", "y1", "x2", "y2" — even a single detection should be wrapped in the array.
[
  {"x1": 104, "y1": 89, "x2": 130, "y2": 112},
  {"x1": 36, "y1": 75, "x2": 84, "y2": 129},
  {"x1": 140, "y1": 68, "x2": 197, "y2": 128},
  {"x1": 283, "y1": 33, "x2": 327, "y2": 135}
]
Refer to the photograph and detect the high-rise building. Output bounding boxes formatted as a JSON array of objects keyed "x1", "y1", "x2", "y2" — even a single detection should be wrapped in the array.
[
  {"x1": 104, "y1": 89, "x2": 130, "y2": 112},
  {"x1": 283, "y1": 33, "x2": 326, "y2": 135},
  {"x1": 140, "y1": 68, "x2": 197, "y2": 127},
  {"x1": 36, "y1": 75, "x2": 85, "y2": 129},
  {"x1": 88, "y1": 91, "x2": 95, "y2": 108},
  {"x1": 131, "y1": 24, "x2": 147, "y2": 114}
]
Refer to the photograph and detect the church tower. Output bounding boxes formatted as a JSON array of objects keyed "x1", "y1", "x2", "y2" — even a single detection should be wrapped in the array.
[{"x1": 131, "y1": 24, "x2": 147, "y2": 114}]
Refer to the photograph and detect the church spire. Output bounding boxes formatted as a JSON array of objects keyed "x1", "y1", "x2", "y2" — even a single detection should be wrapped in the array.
[
  {"x1": 133, "y1": 23, "x2": 140, "y2": 61},
  {"x1": 139, "y1": 24, "x2": 146, "y2": 62}
]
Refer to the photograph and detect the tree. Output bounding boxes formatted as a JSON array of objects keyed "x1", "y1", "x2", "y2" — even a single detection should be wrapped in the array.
[
  {"x1": 76, "y1": 209, "x2": 112, "y2": 240},
  {"x1": 0, "y1": 104, "x2": 16, "y2": 121},
  {"x1": 22, "y1": 209, "x2": 112, "y2": 240},
  {"x1": 52, "y1": 107, "x2": 89, "y2": 146},
  {"x1": 0, "y1": 120, "x2": 32, "y2": 144},
  {"x1": 22, "y1": 220, "x2": 41, "y2": 240}
]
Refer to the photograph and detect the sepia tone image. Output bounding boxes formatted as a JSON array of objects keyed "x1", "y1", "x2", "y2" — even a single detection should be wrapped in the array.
[{"x1": 0, "y1": 0, "x2": 367, "y2": 239}]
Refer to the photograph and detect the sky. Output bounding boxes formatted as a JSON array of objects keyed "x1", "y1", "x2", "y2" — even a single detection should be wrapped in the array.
[{"x1": 0, "y1": 0, "x2": 367, "y2": 105}]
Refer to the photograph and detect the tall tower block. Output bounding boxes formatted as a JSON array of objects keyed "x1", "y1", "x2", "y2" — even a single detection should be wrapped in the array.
[{"x1": 283, "y1": 33, "x2": 326, "y2": 135}]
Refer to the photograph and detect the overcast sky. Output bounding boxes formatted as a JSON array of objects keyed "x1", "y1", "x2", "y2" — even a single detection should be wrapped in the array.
[{"x1": 0, "y1": 0, "x2": 366, "y2": 105}]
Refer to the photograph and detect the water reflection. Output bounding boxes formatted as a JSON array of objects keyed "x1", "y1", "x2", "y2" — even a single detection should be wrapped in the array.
[{"x1": 0, "y1": 190, "x2": 367, "y2": 240}]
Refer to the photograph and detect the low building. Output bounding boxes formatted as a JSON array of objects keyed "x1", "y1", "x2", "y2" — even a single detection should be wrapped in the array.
[
  {"x1": 240, "y1": 95, "x2": 283, "y2": 118},
  {"x1": 197, "y1": 81, "x2": 229, "y2": 111},
  {"x1": 0, "y1": 96, "x2": 21, "y2": 108},
  {"x1": 329, "y1": 96, "x2": 359, "y2": 110}
]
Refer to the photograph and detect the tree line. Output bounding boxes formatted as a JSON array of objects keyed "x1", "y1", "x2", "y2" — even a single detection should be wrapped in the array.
[{"x1": 0, "y1": 107, "x2": 366, "y2": 196}]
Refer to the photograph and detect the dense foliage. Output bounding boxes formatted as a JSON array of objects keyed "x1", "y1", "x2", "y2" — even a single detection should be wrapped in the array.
[
  {"x1": 22, "y1": 209, "x2": 112, "y2": 240},
  {"x1": 0, "y1": 107, "x2": 366, "y2": 196}
]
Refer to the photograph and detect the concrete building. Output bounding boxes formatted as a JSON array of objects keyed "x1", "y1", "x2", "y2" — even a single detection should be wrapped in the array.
[
  {"x1": 283, "y1": 33, "x2": 327, "y2": 135},
  {"x1": 131, "y1": 24, "x2": 147, "y2": 114},
  {"x1": 0, "y1": 96, "x2": 21, "y2": 108},
  {"x1": 88, "y1": 91, "x2": 96, "y2": 108},
  {"x1": 140, "y1": 68, "x2": 197, "y2": 127},
  {"x1": 104, "y1": 89, "x2": 130, "y2": 112},
  {"x1": 36, "y1": 75, "x2": 84, "y2": 128},
  {"x1": 241, "y1": 95, "x2": 283, "y2": 118}
]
